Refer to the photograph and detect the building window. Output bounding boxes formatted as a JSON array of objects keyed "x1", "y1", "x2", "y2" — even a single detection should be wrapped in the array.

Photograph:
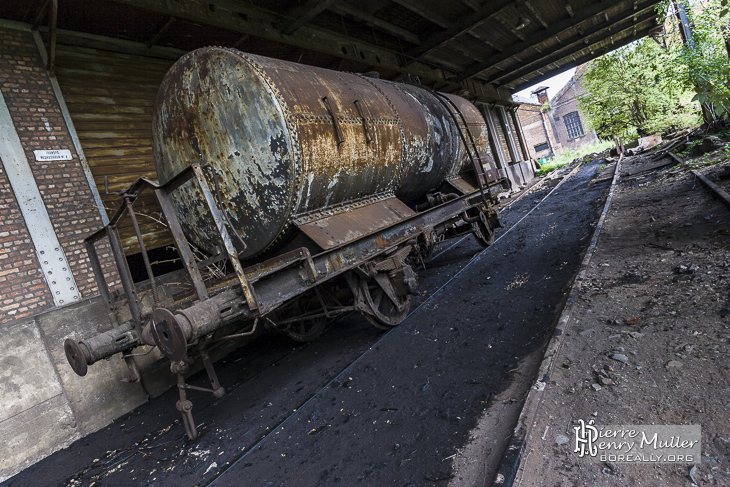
[
  {"x1": 534, "y1": 142, "x2": 549, "y2": 153},
  {"x1": 564, "y1": 111, "x2": 584, "y2": 139}
]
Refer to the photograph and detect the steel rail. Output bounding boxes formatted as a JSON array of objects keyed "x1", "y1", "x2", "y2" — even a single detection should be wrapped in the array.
[
  {"x1": 691, "y1": 168, "x2": 730, "y2": 210},
  {"x1": 205, "y1": 162, "x2": 584, "y2": 486}
]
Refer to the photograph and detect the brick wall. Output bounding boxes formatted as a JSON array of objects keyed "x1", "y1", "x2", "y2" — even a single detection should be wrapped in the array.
[
  {"x1": 517, "y1": 104, "x2": 548, "y2": 158},
  {"x1": 0, "y1": 27, "x2": 110, "y2": 324},
  {"x1": 550, "y1": 72, "x2": 598, "y2": 151}
]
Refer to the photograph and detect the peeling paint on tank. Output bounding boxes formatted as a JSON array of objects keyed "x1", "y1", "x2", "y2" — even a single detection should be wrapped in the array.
[
  {"x1": 325, "y1": 172, "x2": 340, "y2": 207},
  {"x1": 152, "y1": 47, "x2": 489, "y2": 260},
  {"x1": 269, "y1": 132, "x2": 289, "y2": 158},
  {"x1": 303, "y1": 173, "x2": 315, "y2": 210}
]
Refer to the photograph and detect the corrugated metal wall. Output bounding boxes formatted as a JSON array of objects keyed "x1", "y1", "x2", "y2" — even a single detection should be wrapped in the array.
[{"x1": 54, "y1": 45, "x2": 176, "y2": 253}]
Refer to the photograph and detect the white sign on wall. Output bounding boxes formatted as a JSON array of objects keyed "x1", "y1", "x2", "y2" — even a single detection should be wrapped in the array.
[{"x1": 34, "y1": 149, "x2": 72, "y2": 161}]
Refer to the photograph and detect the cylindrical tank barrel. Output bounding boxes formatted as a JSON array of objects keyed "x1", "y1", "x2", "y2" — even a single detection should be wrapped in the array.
[{"x1": 152, "y1": 47, "x2": 490, "y2": 259}]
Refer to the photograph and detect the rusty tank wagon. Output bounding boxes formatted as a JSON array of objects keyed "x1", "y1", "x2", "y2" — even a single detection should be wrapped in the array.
[{"x1": 64, "y1": 47, "x2": 509, "y2": 439}]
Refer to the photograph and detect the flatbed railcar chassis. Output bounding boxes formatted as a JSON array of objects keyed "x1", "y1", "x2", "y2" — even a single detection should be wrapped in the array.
[{"x1": 65, "y1": 162, "x2": 504, "y2": 439}]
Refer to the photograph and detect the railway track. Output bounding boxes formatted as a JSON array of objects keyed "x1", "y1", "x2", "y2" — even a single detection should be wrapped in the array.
[
  {"x1": 204, "y1": 164, "x2": 585, "y2": 487},
  {"x1": 4, "y1": 161, "x2": 605, "y2": 487}
]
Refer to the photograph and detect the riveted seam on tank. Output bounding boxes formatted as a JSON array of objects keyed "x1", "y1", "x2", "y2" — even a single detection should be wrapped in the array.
[
  {"x1": 355, "y1": 74, "x2": 405, "y2": 188},
  {"x1": 220, "y1": 47, "x2": 304, "y2": 257},
  {"x1": 292, "y1": 113, "x2": 400, "y2": 126},
  {"x1": 291, "y1": 191, "x2": 394, "y2": 226}
]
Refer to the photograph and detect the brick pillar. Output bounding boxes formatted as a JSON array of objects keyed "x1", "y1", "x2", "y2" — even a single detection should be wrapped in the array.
[{"x1": 0, "y1": 25, "x2": 109, "y2": 323}]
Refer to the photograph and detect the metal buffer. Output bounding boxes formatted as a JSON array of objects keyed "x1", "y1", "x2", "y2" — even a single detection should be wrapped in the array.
[{"x1": 67, "y1": 163, "x2": 257, "y2": 439}]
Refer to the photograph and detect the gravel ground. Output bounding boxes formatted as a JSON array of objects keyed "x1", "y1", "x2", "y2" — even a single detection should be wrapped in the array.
[{"x1": 512, "y1": 146, "x2": 730, "y2": 487}]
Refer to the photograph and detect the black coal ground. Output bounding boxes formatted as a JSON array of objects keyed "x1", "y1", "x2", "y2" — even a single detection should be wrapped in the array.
[{"x1": 4, "y1": 161, "x2": 609, "y2": 487}]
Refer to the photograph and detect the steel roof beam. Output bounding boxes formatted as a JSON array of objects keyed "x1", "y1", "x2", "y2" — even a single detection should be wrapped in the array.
[
  {"x1": 391, "y1": 0, "x2": 450, "y2": 27},
  {"x1": 281, "y1": 0, "x2": 334, "y2": 35},
  {"x1": 508, "y1": 26, "x2": 654, "y2": 91},
  {"x1": 524, "y1": 1, "x2": 549, "y2": 29},
  {"x1": 461, "y1": 0, "x2": 658, "y2": 80},
  {"x1": 147, "y1": 16, "x2": 176, "y2": 48},
  {"x1": 109, "y1": 0, "x2": 466, "y2": 91},
  {"x1": 442, "y1": 39, "x2": 490, "y2": 63},
  {"x1": 489, "y1": 6, "x2": 658, "y2": 85},
  {"x1": 407, "y1": 0, "x2": 515, "y2": 60},
  {"x1": 329, "y1": 3, "x2": 421, "y2": 45}
]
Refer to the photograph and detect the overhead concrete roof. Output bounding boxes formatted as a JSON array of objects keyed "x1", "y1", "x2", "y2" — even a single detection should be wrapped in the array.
[{"x1": 1, "y1": 0, "x2": 662, "y2": 103}]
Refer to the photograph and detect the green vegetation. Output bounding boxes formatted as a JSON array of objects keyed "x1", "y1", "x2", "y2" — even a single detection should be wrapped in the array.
[
  {"x1": 578, "y1": 0, "x2": 730, "y2": 140},
  {"x1": 676, "y1": 139, "x2": 703, "y2": 157},
  {"x1": 681, "y1": 143, "x2": 730, "y2": 168},
  {"x1": 536, "y1": 140, "x2": 615, "y2": 176},
  {"x1": 665, "y1": 0, "x2": 730, "y2": 121},
  {"x1": 578, "y1": 38, "x2": 699, "y2": 139}
]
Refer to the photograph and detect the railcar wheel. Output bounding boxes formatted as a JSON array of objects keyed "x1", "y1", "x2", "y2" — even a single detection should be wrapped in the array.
[
  {"x1": 281, "y1": 295, "x2": 327, "y2": 343},
  {"x1": 360, "y1": 274, "x2": 411, "y2": 330},
  {"x1": 472, "y1": 212, "x2": 495, "y2": 248},
  {"x1": 282, "y1": 318, "x2": 327, "y2": 343}
]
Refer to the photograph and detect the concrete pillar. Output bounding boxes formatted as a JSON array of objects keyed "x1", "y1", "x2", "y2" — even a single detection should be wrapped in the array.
[
  {"x1": 477, "y1": 104, "x2": 508, "y2": 174},
  {"x1": 479, "y1": 103, "x2": 526, "y2": 189},
  {"x1": 495, "y1": 106, "x2": 527, "y2": 187},
  {"x1": 509, "y1": 107, "x2": 538, "y2": 185},
  {"x1": 496, "y1": 105, "x2": 521, "y2": 164},
  {"x1": 509, "y1": 107, "x2": 530, "y2": 161}
]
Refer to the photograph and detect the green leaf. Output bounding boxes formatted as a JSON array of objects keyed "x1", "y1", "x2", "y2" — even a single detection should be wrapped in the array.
[{"x1": 576, "y1": 35, "x2": 705, "y2": 138}]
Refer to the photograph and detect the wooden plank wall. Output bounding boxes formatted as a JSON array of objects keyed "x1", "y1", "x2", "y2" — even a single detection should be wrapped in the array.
[{"x1": 54, "y1": 45, "x2": 177, "y2": 253}]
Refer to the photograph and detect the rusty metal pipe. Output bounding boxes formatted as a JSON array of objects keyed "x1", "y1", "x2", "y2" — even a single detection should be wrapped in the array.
[
  {"x1": 64, "y1": 321, "x2": 139, "y2": 376},
  {"x1": 212, "y1": 317, "x2": 260, "y2": 341},
  {"x1": 107, "y1": 225, "x2": 143, "y2": 333},
  {"x1": 415, "y1": 192, "x2": 459, "y2": 211}
]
